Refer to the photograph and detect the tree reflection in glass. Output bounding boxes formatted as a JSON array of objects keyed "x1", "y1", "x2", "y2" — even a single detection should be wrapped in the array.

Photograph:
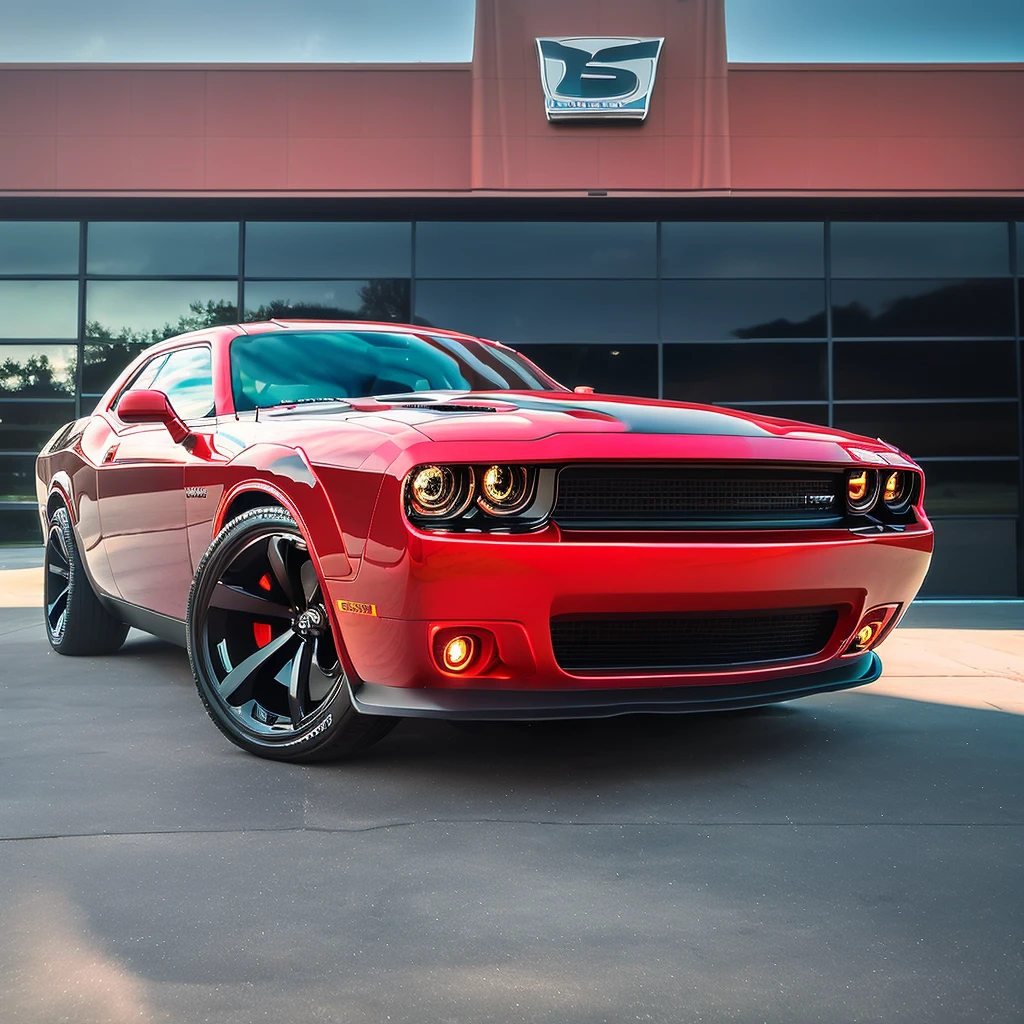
[
  {"x1": 0, "y1": 347, "x2": 77, "y2": 398},
  {"x1": 83, "y1": 298, "x2": 238, "y2": 395},
  {"x1": 243, "y1": 279, "x2": 410, "y2": 324}
]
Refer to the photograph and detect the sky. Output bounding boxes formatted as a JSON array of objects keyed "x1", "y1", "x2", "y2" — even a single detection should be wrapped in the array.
[{"x1": 0, "y1": 0, "x2": 1021, "y2": 64}]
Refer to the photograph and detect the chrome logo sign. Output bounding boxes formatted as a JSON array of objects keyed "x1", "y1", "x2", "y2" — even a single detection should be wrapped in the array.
[{"x1": 536, "y1": 37, "x2": 665, "y2": 122}]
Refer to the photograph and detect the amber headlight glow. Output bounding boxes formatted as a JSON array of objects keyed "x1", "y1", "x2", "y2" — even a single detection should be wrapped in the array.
[
  {"x1": 407, "y1": 465, "x2": 474, "y2": 517},
  {"x1": 478, "y1": 464, "x2": 532, "y2": 515},
  {"x1": 883, "y1": 470, "x2": 913, "y2": 511},
  {"x1": 846, "y1": 469, "x2": 880, "y2": 513}
]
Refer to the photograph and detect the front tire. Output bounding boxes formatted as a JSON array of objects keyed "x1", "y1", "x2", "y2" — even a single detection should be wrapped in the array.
[
  {"x1": 44, "y1": 505, "x2": 129, "y2": 656},
  {"x1": 186, "y1": 506, "x2": 397, "y2": 762}
]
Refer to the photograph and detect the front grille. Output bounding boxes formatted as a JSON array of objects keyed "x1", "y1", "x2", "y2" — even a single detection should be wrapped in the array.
[
  {"x1": 553, "y1": 466, "x2": 840, "y2": 528},
  {"x1": 551, "y1": 608, "x2": 839, "y2": 672}
]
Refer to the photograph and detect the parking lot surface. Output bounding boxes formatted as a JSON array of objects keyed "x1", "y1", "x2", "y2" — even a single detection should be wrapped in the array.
[{"x1": 1, "y1": 563, "x2": 1022, "y2": 1024}]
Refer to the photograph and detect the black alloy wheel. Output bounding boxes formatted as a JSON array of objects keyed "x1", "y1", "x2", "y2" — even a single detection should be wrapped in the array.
[
  {"x1": 44, "y1": 505, "x2": 129, "y2": 656},
  {"x1": 45, "y1": 519, "x2": 71, "y2": 644},
  {"x1": 187, "y1": 506, "x2": 396, "y2": 761}
]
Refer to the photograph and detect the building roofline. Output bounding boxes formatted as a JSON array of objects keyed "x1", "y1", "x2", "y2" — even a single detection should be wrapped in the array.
[
  {"x1": 727, "y1": 61, "x2": 1024, "y2": 71},
  {"x1": 0, "y1": 61, "x2": 472, "y2": 72}
]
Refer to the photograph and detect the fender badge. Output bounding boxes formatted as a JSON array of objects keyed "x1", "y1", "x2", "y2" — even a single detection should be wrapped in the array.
[
  {"x1": 184, "y1": 486, "x2": 208, "y2": 499},
  {"x1": 337, "y1": 600, "x2": 378, "y2": 617}
]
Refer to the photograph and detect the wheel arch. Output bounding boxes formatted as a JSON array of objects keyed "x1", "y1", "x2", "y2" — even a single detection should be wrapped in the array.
[
  {"x1": 46, "y1": 475, "x2": 75, "y2": 523},
  {"x1": 214, "y1": 478, "x2": 351, "y2": 580},
  {"x1": 217, "y1": 486, "x2": 286, "y2": 530}
]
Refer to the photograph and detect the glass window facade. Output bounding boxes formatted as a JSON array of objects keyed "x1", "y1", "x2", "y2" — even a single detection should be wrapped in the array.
[
  {"x1": 831, "y1": 279, "x2": 1015, "y2": 337},
  {"x1": 87, "y1": 222, "x2": 238, "y2": 277},
  {"x1": 245, "y1": 223, "x2": 411, "y2": 278},
  {"x1": 661, "y1": 222, "x2": 824, "y2": 278},
  {"x1": 417, "y1": 222, "x2": 657, "y2": 278},
  {"x1": 830, "y1": 222, "x2": 1010, "y2": 278},
  {"x1": 0, "y1": 281, "x2": 79, "y2": 339},
  {"x1": 0, "y1": 222, "x2": 79, "y2": 275},
  {"x1": 243, "y1": 280, "x2": 410, "y2": 323},
  {"x1": 414, "y1": 280, "x2": 659, "y2": 343},
  {"x1": 0, "y1": 216, "x2": 1020, "y2": 596}
]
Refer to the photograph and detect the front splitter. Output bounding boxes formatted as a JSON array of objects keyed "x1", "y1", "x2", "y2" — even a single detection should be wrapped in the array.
[{"x1": 348, "y1": 651, "x2": 882, "y2": 720}]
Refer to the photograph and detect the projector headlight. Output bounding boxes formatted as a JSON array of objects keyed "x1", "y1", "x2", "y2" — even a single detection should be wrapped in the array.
[
  {"x1": 846, "y1": 469, "x2": 880, "y2": 513},
  {"x1": 478, "y1": 464, "x2": 533, "y2": 515},
  {"x1": 882, "y1": 470, "x2": 913, "y2": 512},
  {"x1": 407, "y1": 465, "x2": 474, "y2": 518}
]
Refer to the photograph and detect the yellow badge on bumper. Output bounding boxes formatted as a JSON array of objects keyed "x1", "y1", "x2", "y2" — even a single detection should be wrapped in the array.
[{"x1": 337, "y1": 600, "x2": 378, "y2": 617}]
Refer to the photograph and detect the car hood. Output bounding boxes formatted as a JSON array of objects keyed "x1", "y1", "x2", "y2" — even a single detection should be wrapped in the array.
[
  {"x1": 365, "y1": 392, "x2": 888, "y2": 449},
  {"x1": 250, "y1": 391, "x2": 909, "y2": 470}
]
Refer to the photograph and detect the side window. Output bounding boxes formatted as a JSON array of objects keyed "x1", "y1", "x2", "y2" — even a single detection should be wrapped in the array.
[
  {"x1": 112, "y1": 353, "x2": 169, "y2": 411},
  {"x1": 149, "y1": 347, "x2": 215, "y2": 420}
]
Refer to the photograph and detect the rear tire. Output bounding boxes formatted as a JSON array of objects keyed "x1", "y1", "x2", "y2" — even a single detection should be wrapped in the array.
[
  {"x1": 44, "y1": 506, "x2": 129, "y2": 656},
  {"x1": 186, "y1": 506, "x2": 397, "y2": 762}
]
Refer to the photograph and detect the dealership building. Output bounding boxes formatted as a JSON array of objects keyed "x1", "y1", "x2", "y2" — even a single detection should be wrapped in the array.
[{"x1": 1, "y1": 0, "x2": 1022, "y2": 596}]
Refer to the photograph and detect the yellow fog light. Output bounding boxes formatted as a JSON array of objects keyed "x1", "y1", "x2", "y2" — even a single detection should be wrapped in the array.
[
  {"x1": 855, "y1": 623, "x2": 879, "y2": 649},
  {"x1": 846, "y1": 469, "x2": 879, "y2": 513},
  {"x1": 442, "y1": 635, "x2": 476, "y2": 672},
  {"x1": 843, "y1": 604, "x2": 901, "y2": 656}
]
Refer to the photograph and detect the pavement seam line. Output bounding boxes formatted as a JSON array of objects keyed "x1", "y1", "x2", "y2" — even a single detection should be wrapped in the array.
[{"x1": 2, "y1": 820, "x2": 1023, "y2": 843}]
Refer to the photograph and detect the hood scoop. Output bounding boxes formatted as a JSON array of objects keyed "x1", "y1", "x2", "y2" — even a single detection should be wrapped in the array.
[
  {"x1": 347, "y1": 397, "x2": 510, "y2": 414},
  {"x1": 391, "y1": 402, "x2": 500, "y2": 413}
]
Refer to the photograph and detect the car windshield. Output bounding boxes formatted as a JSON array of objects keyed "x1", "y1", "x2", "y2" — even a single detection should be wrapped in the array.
[{"x1": 230, "y1": 330, "x2": 562, "y2": 410}]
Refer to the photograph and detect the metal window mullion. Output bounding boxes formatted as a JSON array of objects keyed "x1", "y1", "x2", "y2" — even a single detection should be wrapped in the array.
[
  {"x1": 824, "y1": 220, "x2": 833, "y2": 427},
  {"x1": 410, "y1": 220, "x2": 417, "y2": 325},
  {"x1": 238, "y1": 220, "x2": 246, "y2": 321},
  {"x1": 1010, "y1": 220, "x2": 1023, "y2": 597},
  {"x1": 656, "y1": 220, "x2": 663, "y2": 400},
  {"x1": 75, "y1": 220, "x2": 87, "y2": 419}
]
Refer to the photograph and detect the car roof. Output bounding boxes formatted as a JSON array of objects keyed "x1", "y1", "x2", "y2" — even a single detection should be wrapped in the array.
[{"x1": 235, "y1": 320, "x2": 510, "y2": 348}]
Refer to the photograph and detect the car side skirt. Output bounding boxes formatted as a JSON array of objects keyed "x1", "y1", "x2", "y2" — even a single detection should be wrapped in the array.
[
  {"x1": 101, "y1": 596, "x2": 188, "y2": 647},
  {"x1": 348, "y1": 651, "x2": 882, "y2": 720}
]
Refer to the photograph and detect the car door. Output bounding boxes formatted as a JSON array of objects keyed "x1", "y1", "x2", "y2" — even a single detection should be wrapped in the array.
[{"x1": 98, "y1": 345, "x2": 216, "y2": 620}]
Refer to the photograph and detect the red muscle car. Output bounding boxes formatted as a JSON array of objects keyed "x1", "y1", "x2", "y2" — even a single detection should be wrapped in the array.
[{"x1": 36, "y1": 321, "x2": 933, "y2": 761}]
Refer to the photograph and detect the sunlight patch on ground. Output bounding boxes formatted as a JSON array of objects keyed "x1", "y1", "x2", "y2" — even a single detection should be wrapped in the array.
[
  {"x1": 0, "y1": 568, "x2": 42, "y2": 608},
  {"x1": 0, "y1": 890, "x2": 156, "y2": 1024},
  {"x1": 862, "y1": 629, "x2": 1024, "y2": 714}
]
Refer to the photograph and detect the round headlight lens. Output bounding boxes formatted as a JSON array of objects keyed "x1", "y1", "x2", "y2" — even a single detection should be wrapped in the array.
[
  {"x1": 882, "y1": 470, "x2": 916, "y2": 513},
  {"x1": 408, "y1": 465, "x2": 473, "y2": 517},
  {"x1": 479, "y1": 464, "x2": 531, "y2": 515},
  {"x1": 883, "y1": 471, "x2": 906, "y2": 506},
  {"x1": 847, "y1": 469, "x2": 880, "y2": 513}
]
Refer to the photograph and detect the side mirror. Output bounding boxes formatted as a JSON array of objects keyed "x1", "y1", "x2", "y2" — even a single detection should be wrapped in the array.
[
  {"x1": 117, "y1": 389, "x2": 191, "y2": 445},
  {"x1": 573, "y1": 385, "x2": 595, "y2": 394}
]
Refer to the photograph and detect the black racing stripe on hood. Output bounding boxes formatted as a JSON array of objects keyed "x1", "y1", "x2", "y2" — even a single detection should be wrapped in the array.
[{"x1": 474, "y1": 394, "x2": 775, "y2": 437}]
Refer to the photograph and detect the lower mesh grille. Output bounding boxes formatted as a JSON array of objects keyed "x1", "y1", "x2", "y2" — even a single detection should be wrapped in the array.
[
  {"x1": 551, "y1": 608, "x2": 839, "y2": 672},
  {"x1": 553, "y1": 466, "x2": 840, "y2": 527}
]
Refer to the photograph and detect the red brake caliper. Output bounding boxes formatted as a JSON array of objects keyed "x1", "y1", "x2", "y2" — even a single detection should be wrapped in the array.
[{"x1": 253, "y1": 573, "x2": 274, "y2": 648}]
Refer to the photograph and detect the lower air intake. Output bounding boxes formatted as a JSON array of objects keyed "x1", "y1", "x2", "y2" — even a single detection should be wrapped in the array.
[{"x1": 551, "y1": 608, "x2": 840, "y2": 672}]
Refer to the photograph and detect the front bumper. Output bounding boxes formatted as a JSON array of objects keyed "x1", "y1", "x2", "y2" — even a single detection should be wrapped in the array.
[
  {"x1": 325, "y1": 516, "x2": 932, "y2": 696},
  {"x1": 349, "y1": 651, "x2": 882, "y2": 719}
]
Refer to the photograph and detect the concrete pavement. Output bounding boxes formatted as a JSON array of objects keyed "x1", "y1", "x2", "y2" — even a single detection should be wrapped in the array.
[{"x1": 0, "y1": 565, "x2": 1021, "y2": 1023}]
